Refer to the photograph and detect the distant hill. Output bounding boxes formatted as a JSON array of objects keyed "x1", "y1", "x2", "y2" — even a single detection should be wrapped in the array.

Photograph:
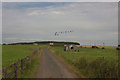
[{"x1": 6, "y1": 41, "x2": 80, "y2": 45}]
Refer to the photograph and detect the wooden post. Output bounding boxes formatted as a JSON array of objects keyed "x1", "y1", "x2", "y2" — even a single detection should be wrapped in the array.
[
  {"x1": 21, "y1": 59, "x2": 23, "y2": 74},
  {"x1": 28, "y1": 56, "x2": 31, "y2": 63},
  {"x1": 14, "y1": 63, "x2": 17, "y2": 78},
  {"x1": 3, "y1": 68, "x2": 7, "y2": 78}
]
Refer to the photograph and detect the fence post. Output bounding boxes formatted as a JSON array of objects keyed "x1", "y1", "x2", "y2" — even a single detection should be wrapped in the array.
[
  {"x1": 14, "y1": 63, "x2": 17, "y2": 78},
  {"x1": 29, "y1": 56, "x2": 31, "y2": 63},
  {"x1": 21, "y1": 59, "x2": 23, "y2": 74},
  {"x1": 3, "y1": 68, "x2": 7, "y2": 78}
]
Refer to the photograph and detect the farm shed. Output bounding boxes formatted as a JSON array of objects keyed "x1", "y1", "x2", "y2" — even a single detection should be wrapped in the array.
[
  {"x1": 49, "y1": 43, "x2": 54, "y2": 46},
  {"x1": 64, "y1": 44, "x2": 79, "y2": 52},
  {"x1": 33, "y1": 43, "x2": 38, "y2": 45}
]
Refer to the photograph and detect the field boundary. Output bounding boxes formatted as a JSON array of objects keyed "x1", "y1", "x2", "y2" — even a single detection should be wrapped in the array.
[{"x1": 2, "y1": 50, "x2": 39, "y2": 79}]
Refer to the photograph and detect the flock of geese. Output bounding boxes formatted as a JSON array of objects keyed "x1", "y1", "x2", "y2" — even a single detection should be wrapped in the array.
[{"x1": 55, "y1": 30, "x2": 73, "y2": 36}]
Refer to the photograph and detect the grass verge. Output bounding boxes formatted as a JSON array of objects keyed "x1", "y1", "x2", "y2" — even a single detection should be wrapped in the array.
[
  {"x1": 49, "y1": 46, "x2": 118, "y2": 78},
  {"x1": 19, "y1": 49, "x2": 43, "y2": 78}
]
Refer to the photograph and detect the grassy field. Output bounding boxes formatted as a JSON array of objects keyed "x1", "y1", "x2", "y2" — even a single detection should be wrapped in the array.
[
  {"x1": 50, "y1": 45, "x2": 118, "y2": 78},
  {"x1": 2, "y1": 45, "x2": 45, "y2": 68},
  {"x1": 0, "y1": 45, "x2": 1, "y2": 79},
  {"x1": 2, "y1": 45, "x2": 46, "y2": 78}
]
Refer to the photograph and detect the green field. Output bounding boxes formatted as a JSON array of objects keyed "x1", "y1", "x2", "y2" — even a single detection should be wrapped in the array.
[
  {"x1": 50, "y1": 46, "x2": 118, "y2": 78},
  {"x1": 2, "y1": 45, "x2": 45, "y2": 68},
  {"x1": 2, "y1": 45, "x2": 46, "y2": 78},
  {"x1": 2, "y1": 45, "x2": 119, "y2": 78}
]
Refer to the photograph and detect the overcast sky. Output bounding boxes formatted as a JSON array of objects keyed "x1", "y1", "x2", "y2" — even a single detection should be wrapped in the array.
[
  {"x1": 2, "y1": 0, "x2": 120, "y2": 2},
  {"x1": 2, "y1": 2, "x2": 118, "y2": 46}
]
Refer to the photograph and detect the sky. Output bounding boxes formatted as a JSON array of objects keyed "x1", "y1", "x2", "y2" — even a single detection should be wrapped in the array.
[
  {"x1": 1, "y1": 0, "x2": 120, "y2": 2},
  {"x1": 2, "y1": 2, "x2": 118, "y2": 46},
  {"x1": 0, "y1": 2, "x2": 2, "y2": 45}
]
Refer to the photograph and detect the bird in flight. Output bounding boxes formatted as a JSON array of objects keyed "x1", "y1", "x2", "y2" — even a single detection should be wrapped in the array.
[{"x1": 55, "y1": 32, "x2": 57, "y2": 36}]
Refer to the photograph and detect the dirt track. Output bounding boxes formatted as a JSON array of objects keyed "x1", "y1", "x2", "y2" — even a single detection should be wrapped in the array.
[{"x1": 36, "y1": 48, "x2": 79, "y2": 78}]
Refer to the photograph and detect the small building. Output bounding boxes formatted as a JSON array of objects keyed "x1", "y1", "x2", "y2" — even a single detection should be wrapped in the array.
[
  {"x1": 64, "y1": 44, "x2": 79, "y2": 52},
  {"x1": 49, "y1": 43, "x2": 54, "y2": 46},
  {"x1": 33, "y1": 43, "x2": 38, "y2": 45}
]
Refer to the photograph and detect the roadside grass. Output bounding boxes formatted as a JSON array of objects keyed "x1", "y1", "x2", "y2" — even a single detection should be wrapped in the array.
[
  {"x1": 50, "y1": 46, "x2": 118, "y2": 78},
  {"x1": 19, "y1": 49, "x2": 43, "y2": 78},
  {"x1": 0, "y1": 45, "x2": 1, "y2": 79}
]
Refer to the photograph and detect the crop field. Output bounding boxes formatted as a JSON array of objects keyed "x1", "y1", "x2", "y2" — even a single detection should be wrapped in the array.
[
  {"x1": 2, "y1": 45, "x2": 45, "y2": 68},
  {"x1": 50, "y1": 46, "x2": 119, "y2": 78}
]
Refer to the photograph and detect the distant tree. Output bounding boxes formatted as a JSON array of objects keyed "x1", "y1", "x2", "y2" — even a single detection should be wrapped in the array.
[
  {"x1": 118, "y1": 45, "x2": 120, "y2": 47},
  {"x1": 7, "y1": 41, "x2": 80, "y2": 45},
  {"x1": 3, "y1": 43, "x2": 6, "y2": 45}
]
